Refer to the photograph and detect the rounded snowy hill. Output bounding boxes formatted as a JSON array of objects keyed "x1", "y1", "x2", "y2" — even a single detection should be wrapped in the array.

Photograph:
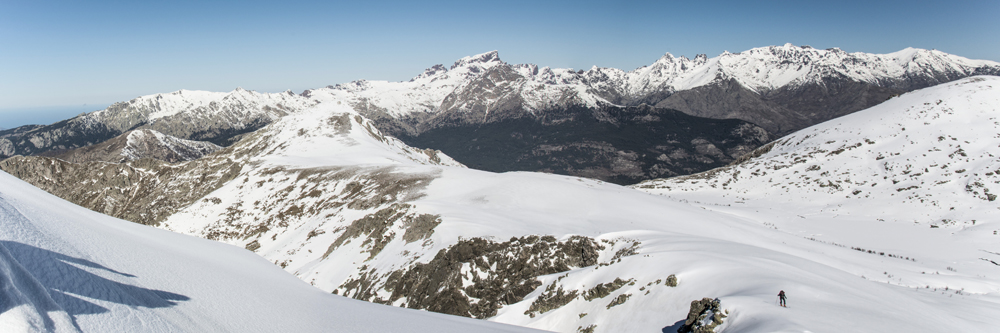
[{"x1": 0, "y1": 171, "x2": 535, "y2": 332}]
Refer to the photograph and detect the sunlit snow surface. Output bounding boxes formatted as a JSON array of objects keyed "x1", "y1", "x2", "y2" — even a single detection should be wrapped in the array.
[
  {"x1": 150, "y1": 78, "x2": 1000, "y2": 332},
  {"x1": 0, "y1": 173, "x2": 535, "y2": 332},
  {"x1": 635, "y1": 76, "x2": 1000, "y2": 331}
]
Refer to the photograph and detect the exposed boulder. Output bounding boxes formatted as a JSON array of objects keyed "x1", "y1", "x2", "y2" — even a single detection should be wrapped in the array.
[{"x1": 677, "y1": 298, "x2": 727, "y2": 333}]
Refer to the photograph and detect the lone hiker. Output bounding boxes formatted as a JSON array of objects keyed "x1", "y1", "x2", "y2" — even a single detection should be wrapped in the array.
[{"x1": 778, "y1": 290, "x2": 787, "y2": 307}]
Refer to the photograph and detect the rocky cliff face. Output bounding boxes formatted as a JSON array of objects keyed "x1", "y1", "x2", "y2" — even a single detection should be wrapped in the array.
[{"x1": 654, "y1": 76, "x2": 906, "y2": 135}]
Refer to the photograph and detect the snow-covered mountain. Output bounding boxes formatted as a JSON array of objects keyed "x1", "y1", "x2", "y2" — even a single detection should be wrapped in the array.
[
  {"x1": 0, "y1": 168, "x2": 535, "y2": 332},
  {"x1": 324, "y1": 44, "x2": 999, "y2": 135},
  {"x1": 3, "y1": 44, "x2": 996, "y2": 183},
  {"x1": 6, "y1": 79, "x2": 1000, "y2": 331},
  {"x1": 0, "y1": 89, "x2": 314, "y2": 159}
]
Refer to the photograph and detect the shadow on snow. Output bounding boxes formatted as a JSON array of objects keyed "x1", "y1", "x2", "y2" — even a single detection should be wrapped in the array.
[{"x1": 0, "y1": 240, "x2": 189, "y2": 319}]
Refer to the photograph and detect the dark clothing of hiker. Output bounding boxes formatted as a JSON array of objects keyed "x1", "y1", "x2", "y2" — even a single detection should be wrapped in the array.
[{"x1": 778, "y1": 290, "x2": 787, "y2": 307}]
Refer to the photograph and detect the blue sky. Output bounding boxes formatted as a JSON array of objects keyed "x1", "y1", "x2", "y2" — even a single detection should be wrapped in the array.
[{"x1": 1, "y1": 0, "x2": 998, "y2": 129}]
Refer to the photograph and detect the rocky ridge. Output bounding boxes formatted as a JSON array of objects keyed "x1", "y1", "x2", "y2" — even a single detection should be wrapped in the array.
[
  {"x1": 40, "y1": 128, "x2": 221, "y2": 163},
  {"x1": 0, "y1": 88, "x2": 314, "y2": 159}
]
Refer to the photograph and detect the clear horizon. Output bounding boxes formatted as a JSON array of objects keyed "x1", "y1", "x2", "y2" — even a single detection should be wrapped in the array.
[{"x1": 2, "y1": 0, "x2": 998, "y2": 128}]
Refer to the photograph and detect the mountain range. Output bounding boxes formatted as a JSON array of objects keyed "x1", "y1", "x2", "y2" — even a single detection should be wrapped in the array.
[
  {"x1": 2, "y1": 44, "x2": 997, "y2": 183},
  {"x1": 3, "y1": 76, "x2": 999, "y2": 332}
]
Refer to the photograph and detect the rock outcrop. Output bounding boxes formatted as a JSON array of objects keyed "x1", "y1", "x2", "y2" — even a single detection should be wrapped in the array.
[{"x1": 677, "y1": 298, "x2": 727, "y2": 333}]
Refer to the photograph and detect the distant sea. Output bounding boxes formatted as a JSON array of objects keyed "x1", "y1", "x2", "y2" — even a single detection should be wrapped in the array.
[{"x1": 0, "y1": 105, "x2": 110, "y2": 130}]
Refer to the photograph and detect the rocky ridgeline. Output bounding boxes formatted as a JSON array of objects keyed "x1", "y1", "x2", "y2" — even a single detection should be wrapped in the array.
[
  {"x1": 39, "y1": 129, "x2": 221, "y2": 164},
  {"x1": 0, "y1": 89, "x2": 312, "y2": 160}
]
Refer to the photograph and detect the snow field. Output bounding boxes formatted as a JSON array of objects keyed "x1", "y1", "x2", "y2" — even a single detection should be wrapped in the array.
[{"x1": 635, "y1": 76, "x2": 1000, "y2": 331}]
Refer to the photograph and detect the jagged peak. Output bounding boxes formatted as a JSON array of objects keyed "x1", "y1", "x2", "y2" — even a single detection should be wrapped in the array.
[
  {"x1": 424, "y1": 64, "x2": 447, "y2": 74},
  {"x1": 451, "y1": 50, "x2": 501, "y2": 69},
  {"x1": 411, "y1": 64, "x2": 449, "y2": 81}
]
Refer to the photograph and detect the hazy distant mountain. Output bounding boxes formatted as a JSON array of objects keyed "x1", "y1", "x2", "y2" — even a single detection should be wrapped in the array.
[{"x1": 0, "y1": 89, "x2": 311, "y2": 160}]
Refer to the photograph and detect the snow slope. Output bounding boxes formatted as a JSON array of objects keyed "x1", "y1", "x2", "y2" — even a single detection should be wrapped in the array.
[
  {"x1": 0, "y1": 171, "x2": 536, "y2": 332},
  {"x1": 635, "y1": 76, "x2": 1000, "y2": 330},
  {"x1": 153, "y1": 88, "x2": 1000, "y2": 332}
]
